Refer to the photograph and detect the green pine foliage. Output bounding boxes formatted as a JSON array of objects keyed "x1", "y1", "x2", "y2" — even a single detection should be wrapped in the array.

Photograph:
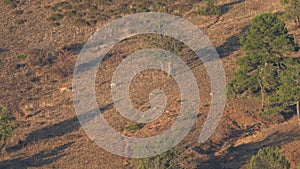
[
  {"x1": 248, "y1": 147, "x2": 290, "y2": 169},
  {"x1": 124, "y1": 123, "x2": 141, "y2": 131},
  {"x1": 240, "y1": 13, "x2": 298, "y2": 56},
  {"x1": 267, "y1": 57, "x2": 300, "y2": 115},
  {"x1": 135, "y1": 150, "x2": 179, "y2": 169},
  {"x1": 229, "y1": 53, "x2": 261, "y2": 95},
  {"x1": 16, "y1": 53, "x2": 27, "y2": 60},
  {"x1": 229, "y1": 13, "x2": 299, "y2": 115},
  {"x1": 0, "y1": 106, "x2": 14, "y2": 152}
]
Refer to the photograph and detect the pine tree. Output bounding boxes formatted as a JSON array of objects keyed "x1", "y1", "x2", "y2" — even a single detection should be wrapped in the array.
[
  {"x1": 248, "y1": 147, "x2": 290, "y2": 169},
  {"x1": 270, "y1": 57, "x2": 300, "y2": 121},
  {"x1": 229, "y1": 13, "x2": 298, "y2": 114},
  {"x1": 240, "y1": 13, "x2": 298, "y2": 56}
]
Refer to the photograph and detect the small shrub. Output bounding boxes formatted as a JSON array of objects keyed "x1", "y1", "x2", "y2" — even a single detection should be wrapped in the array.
[
  {"x1": 149, "y1": 2, "x2": 165, "y2": 12},
  {"x1": 136, "y1": 8, "x2": 148, "y2": 13},
  {"x1": 92, "y1": 0, "x2": 112, "y2": 5},
  {"x1": 280, "y1": 0, "x2": 290, "y2": 4},
  {"x1": 47, "y1": 13, "x2": 64, "y2": 21},
  {"x1": 248, "y1": 146, "x2": 290, "y2": 169},
  {"x1": 64, "y1": 10, "x2": 77, "y2": 17},
  {"x1": 4, "y1": 0, "x2": 19, "y2": 8},
  {"x1": 12, "y1": 9, "x2": 23, "y2": 15},
  {"x1": 75, "y1": 3, "x2": 97, "y2": 11},
  {"x1": 124, "y1": 123, "x2": 140, "y2": 131},
  {"x1": 176, "y1": 99, "x2": 186, "y2": 103},
  {"x1": 54, "y1": 1, "x2": 72, "y2": 10},
  {"x1": 198, "y1": 0, "x2": 221, "y2": 16},
  {"x1": 15, "y1": 19, "x2": 26, "y2": 24},
  {"x1": 89, "y1": 20, "x2": 97, "y2": 25},
  {"x1": 0, "y1": 106, "x2": 14, "y2": 152},
  {"x1": 54, "y1": 1, "x2": 70, "y2": 7},
  {"x1": 45, "y1": 5, "x2": 57, "y2": 11},
  {"x1": 52, "y1": 22, "x2": 61, "y2": 27},
  {"x1": 136, "y1": 3, "x2": 150, "y2": 13},
  {"x1": 71, "y1": 18, "x2": 90, "y2": 26},
  {"x1": 117, "y1": 4, "x2": 131, "y2": 14},
  {"x1": 16, "y1": 54, "x2": 27, "y2": 60}
]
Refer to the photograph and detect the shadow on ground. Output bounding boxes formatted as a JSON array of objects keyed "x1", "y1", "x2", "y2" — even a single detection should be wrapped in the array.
[
  {"x1": 220, "y1": 0, "x2": 246, "y2": 14},
  {"x1": 0, "y1": 142, "x2": 73, "y2": 169},
  {"x1": 0, "y1": 48, "x2": 8, "y2": 54},
  {"x1": 7, "y1": 103, "x2": 114, "y2": 153},
  {"x1": 200, "y1": 128, "x2": 300, "y2": 169},
  {"x1": 216, "y1": 35, "x2": 241, "y2": 58}
]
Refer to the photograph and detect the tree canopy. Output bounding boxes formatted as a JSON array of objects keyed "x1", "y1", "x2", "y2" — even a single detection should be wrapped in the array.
[
  {"x1": 229, "y1": 13, "x2": 299, "y2": 116},
  {"x1": 248, "y1": 147, "x2": 290, "y2": 169},
  {"x1": 240, "y1": 13, "x2": 298, "y2": 56}
]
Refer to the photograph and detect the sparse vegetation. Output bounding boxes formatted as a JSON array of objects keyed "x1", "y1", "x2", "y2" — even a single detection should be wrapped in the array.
[
  {"x1": 248, "y1": 147, "x2": 290, "y2": 169},
  {"x1": 16, "y1": 54, "x2": 27, "y2": 60},
  {"x1": 75, "y1": 3, "x2": 97, "y2": 11},
  {"x1": 4, "y1": 0, "x2": 20, "y2": 8},
  {"x1": 15, "y1": 19, "x2": 26, "y2": 24},
  {"x1": 64, "y1": 10, "x2": 77, "y2": 17},
  {"x1": 0, "y1": 106, "x2": 14, "y2": 153},
  {"x1": 135, "y1": 150, "x2": 179, "y2": 169},
  {"x1": 54, "y1": 1, "x2": 72, "y2": 10},
  {"x1": 92, "y1": 0, "x2": 112, "y2": 5},
  {"x1": 29, "y1": 54, "x2": 50, "y2": 67},
  {"x1": 71, "y1": 18, "x2": 90, "y2": 26},
  {"x1": 124, "y1": 123, "x2": 140, "y2": 131},
  {"x1": 198, "y1": 0, "x2": 221, "y2": 16},
  {"x1": 149, "y1": 2, "x2": 165, "y2": 12},
  {"x1": 143, "y1": 34, "x2": 184, "y2": 76},
  {"x1": 176, "y1": 99, "x2": 184, "y2": 103},
  {"x1": 280, "y1": 0, "x2": 300, "y2": 27},
  {"x1": 47, "y1": 13, "x2": 64, "y2": 21},
  {"x1": 12, "y1": 9, "x2": 23, "y2": 15}
]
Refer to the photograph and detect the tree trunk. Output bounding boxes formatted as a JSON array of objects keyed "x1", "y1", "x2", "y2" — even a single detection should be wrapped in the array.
[
  {"x1": 297, "y1": 100, "x2": 300, "y2": 123},
  {"x1": 259, "y1": 79, "x2": 265, "y2": 112},
  {"x1": 259, "y1": 65, "x2": 266, "y2": 112}
]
